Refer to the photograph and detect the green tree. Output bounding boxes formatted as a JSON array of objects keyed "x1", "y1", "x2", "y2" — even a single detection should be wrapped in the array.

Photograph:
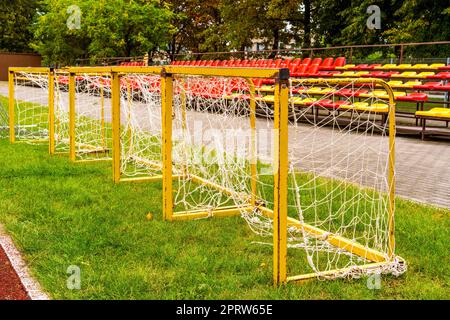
[
  {"x1": 0, "y1": 0, "x2": 40, "y2": 52},
  {"x1": 32, "y1": 0, "x2": 174, "y2": 65},
  {"x1": 383, "y1": 0, "x2": 450, "y2": 57}
]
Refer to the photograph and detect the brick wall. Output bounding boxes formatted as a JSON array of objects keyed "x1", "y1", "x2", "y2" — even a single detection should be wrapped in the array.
[{"x1": 0, "y1": 52, "x2": 42, "y2": 81}]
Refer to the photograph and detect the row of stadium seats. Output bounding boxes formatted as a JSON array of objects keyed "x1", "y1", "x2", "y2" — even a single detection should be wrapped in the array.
[
  {"x1": 337, "y1": 63, "x2": 450, "y2": 71},
  {"x1": 172, "y1": 58, "x2": 450, "y2": 73},
  {"x1": 119, "y1": 61, "x2": 146, "y2": 66},
  {"x1": 171, "y1": 57, "x2": 347, "y2": 71}
]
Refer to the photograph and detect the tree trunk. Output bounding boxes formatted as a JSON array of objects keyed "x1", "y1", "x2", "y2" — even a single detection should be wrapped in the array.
[{"x1": 270, "y1": 26, "x2": 280, "y2": 58}]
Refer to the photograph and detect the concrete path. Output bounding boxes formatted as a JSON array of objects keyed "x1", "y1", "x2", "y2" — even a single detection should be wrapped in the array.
[{"x1": 1, "y1": 81, "x2": 449, "y2": 209}]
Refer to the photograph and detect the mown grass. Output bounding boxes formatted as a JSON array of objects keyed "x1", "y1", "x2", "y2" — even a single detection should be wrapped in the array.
[{"x1": 0, "y1": 139, "x2": 449, "y2": 300}]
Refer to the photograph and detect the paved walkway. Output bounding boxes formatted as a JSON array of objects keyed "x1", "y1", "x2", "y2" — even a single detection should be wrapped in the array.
[{"x1": 1, "y1": 81, "x2": 449, "y2": 209}]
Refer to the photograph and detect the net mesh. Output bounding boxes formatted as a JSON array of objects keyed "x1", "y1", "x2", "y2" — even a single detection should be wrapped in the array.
[
  {"x1": 54, "y1": 71, "x2": 70, "y2": 153},
  {"x1": 0, "y1": 96, "x2": 8, "y2": 138},
  {"x1": 118, "y1": 74, "x2": 163, "y2": 179},
  {"x1": 12, "y1": 71, "x2": 50, "y2": 143},
  {"x1": 71, "y1": 73, "x2": 113, "y2": 161},
  {"x1": 169, "y1": 76, "x2": 406, "y2": 279}
]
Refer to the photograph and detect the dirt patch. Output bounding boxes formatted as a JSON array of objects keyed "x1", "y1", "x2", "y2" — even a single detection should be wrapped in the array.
[{"x1": 0, "y1": 244, "x2": 30, "y2": 300}]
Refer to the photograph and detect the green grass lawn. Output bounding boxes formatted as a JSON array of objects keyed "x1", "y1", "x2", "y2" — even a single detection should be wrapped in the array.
[{"x1": 0, "y1": 139, "x2": 449, "y2": 299}]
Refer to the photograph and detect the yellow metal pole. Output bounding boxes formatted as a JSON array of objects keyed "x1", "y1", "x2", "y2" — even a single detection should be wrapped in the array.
[
  {"x1": 111, "y1": 72, "x2": 121, "y2": 183},
  {"x1": 161, "y1": 70, "x2": 174, "y2": 221},
  {"x1": 247, "y1": 79, "x2": 257, "y2": 207},
  {"x1": 383, "y1": 81, "x2": 397, "y2": 259},
  {"x1": 69, "y1": 73, "x2": 76, "y2": 162},
  {"x1": 100, "y1": 82, "x2": 106, "y2": 149},
  {"x1": 273, "y1": 75, "x2": 289, "y2": 286},
  {"x1": 48, "y1": 69, "x2": 55, "y2": 154},
  {"x1": 8, "y1": 70, "x2": 15, "y2": 143}
]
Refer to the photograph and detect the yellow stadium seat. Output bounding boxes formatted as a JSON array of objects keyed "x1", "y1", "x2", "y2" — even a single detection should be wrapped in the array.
[
  {"x1": 416, "y1": 108, "x2": 450, "y2": 119},
  {"x1": 319, "y1": 87, "x2": 335, "y2": 94},
  {"x1": 333, "y1": 71, "x2": 357, "y2": 77},
  {"x1": 305, "y1": 87, "x2": 323, "y2": 93},
  {"x1": 412, "y1": 64, "x2": 429, "y2": 69},
  {"x1": 341, "y1": 102, "x2": 389, "y2": 113},
  {"x1": 430, "y1": 63, "x2": 445, "y2": 69},
  {"x1": 398, "y1": 64, "x2": 412, "y2": 69},
  {"x1": 387, "y1": 80, "x2": 404, "y2": 88},
  {"x1": 417, "y1": 72, "x2": 435, "y2": 78},
  {"x1": 355, "y1": 71, "x2": 370, "y2": 76},
  {"x1": 336, "y1": 64, "x2": 355, "y2": 70},
  {"x1": 404, "y1": 81, "x2": 422, "y2": 88},
  {"x1": 256, "y1": 95, "x2": 275, "y2": 103},
  {"x1": 379, "y1": 64, "x2": 397, "y2": 69},
  {"x1": 258, "y1": 85, "x2": 274, "y2": 92},
  {"x1": 291, "y1": 97, "x2": 317, "y2": 105},
  {"x1": 391, "y1": 71, "x2": 417, "y2": 78}
]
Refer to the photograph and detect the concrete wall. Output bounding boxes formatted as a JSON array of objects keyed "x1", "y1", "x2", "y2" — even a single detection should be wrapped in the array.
[{"x1": 0, "y1": 52, "x2": 42, "y2": 81}]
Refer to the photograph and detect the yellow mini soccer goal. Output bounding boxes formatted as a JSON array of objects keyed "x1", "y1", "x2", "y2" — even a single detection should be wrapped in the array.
[
  {"x1": 66, "y1": 69, "x2": 113, "y2": 163},
  {"x1": 153, "y1": 66, "x2": 406, "y2": 285},
  {"x1": 8, "y1": 67, "x2": 54, "y2": 147}
]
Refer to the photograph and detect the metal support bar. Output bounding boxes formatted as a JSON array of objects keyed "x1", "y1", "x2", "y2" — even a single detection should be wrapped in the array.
[
  {"x1": 161, "y1": 70, "x2": 174, "y2": 221},
  {"x1": 69, "y1": 73, "x2": 76, "y2": 162},
  {"x1": 8, "y1": 70, "x2": 15, "y2": 143}
]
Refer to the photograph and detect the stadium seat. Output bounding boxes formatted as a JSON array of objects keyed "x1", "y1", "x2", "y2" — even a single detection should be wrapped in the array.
[
  {"x1": 292, "y1": 58, "x2": 302, "y2": 65},
  {"x1": 430, "y1": 63, "x2": 446, "y2": 69},
  {"x1": 427, "y1": 72, "x2": 450, "y2": 80},
  {"x1": 417, "y1": 72, "x2": 435, "y2": 78},
  {"x1": 412, "y1": 64, "x2": 429, "y2": 69},
  {"x1": 336, "y1": 64, "x2": 355, "y2": 70},
  {"x1": 412, "y1": 81, "x2": 442, "y2": 90},
  {"x1": 377, "y1": 64, "x2": 397, "y2": 69},
  {"x1": 290, "y1": 97, "x2": 317, "y2": 106},
  {"x1": 341, "y1": 102, "x2": 389, "y2": 113},
  {"x1": 301, "y1": 58, "x2": 312, "y2": 66},
  {"x1": 335, "y1": 88, "x2": 368, "y2": 97},
  {"x1": 391, "y1": 71, "x2": 417, "y2": 78},
  {"x1": 396, "y1": 93, "x2": 428, "y2": 102},
  {"x1": 349, "y1": 64, "x2": 368, "y2": 70},
  {"x1": 319, "y1": 57, "x2": 334, "y2": 70},
  {"x1": 291, "y1": 64, "x2": 308, "y2": 77},
  {"x1": 333, "y1": 71, "x2": 358, "y2": 77},
  {"x1": 311, "y1": 58, "x2": 323, "y2": 66},
  {"x1": 416, "y1": 108, "x2": 450, "y2": 119}
]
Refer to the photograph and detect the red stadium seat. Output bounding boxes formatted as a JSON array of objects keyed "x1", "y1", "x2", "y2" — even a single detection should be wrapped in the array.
[
  {"x1": 427, "y1": 72, "x2": 450, "y2": 80},
  {"x1": 291, "y1": 64, "x2": 308, "y2": 77},
  {"x1": 396, "y1": 93, "x2": 428, "y2": 102},
  {"x1": 319, "y1": 57, "x2": 334, "y2": 70},
  {"x1": 292, "y1": 58, "x2": 302, "y2": 66},
  {"x1": 301, "y1": 58, "x2": 312, "y2": 66},
  {"x1": 311, "y1": 58, "x2": 323, "y2": 66},
  {"x1": 413, "y1": 82, "x2": 442, "y2": 90}
]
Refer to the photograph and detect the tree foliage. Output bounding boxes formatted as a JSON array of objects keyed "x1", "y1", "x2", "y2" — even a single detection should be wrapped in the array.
[
  {"x1": 0, "y1": 0, "x2": 40, "y2": 52},
  {"x1": 1, "y1": 0, "x2": 449, "y2": 62},
  {"x1": 32, "y1": 0, "x2": 173, "y2": 65}
]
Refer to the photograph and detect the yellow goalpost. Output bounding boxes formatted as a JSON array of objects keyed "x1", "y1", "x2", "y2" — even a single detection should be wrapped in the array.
[{"x1": 8, "y1": 64, "x2": 406, "y2": 286}]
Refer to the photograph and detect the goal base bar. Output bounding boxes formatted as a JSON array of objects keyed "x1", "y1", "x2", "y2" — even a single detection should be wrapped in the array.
[
  {"x1": 171, "y1": 204, "x2": 254, "y2": 221},
  {"x1": 286, "y1": 261, "x2": 391, "y2": 282},
  {"x1": 119, "y1": 174, "x2": 183, "y2": 183}
]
